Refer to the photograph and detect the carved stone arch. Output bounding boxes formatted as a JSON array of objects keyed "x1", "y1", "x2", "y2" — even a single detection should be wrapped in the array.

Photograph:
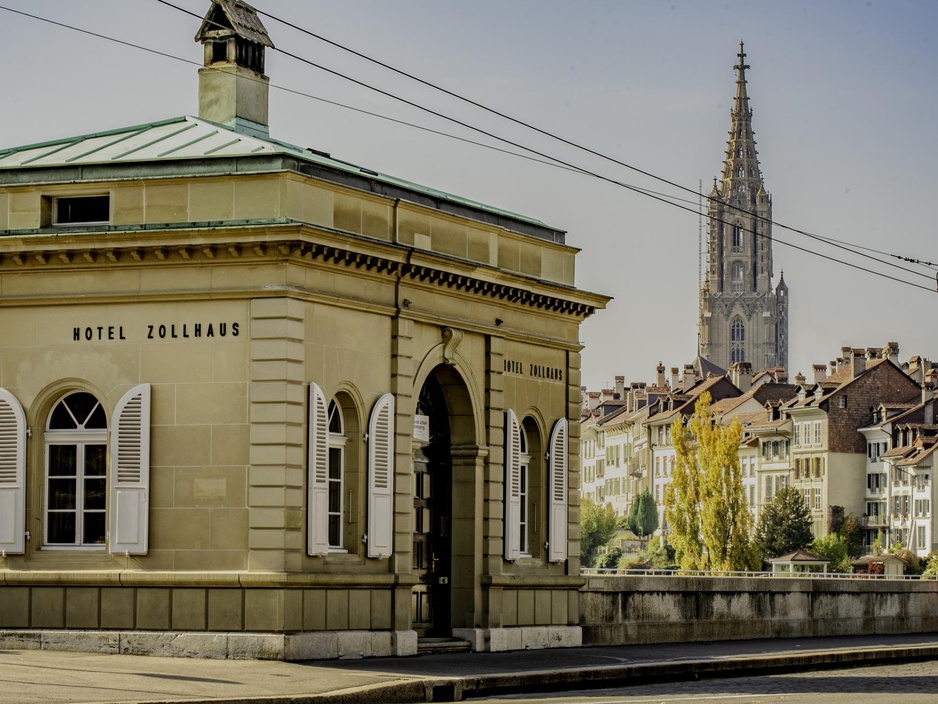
[
  {"x1": 520, "y1": 406, "x2": 548, "y2": 446},
  {"x1": 330, "y1": 380, "x2": 366, "y2": 434},
  {"x1": 413, "y1": 344, "x2": 483, "y2": 446},
  {"x1": 410, "y1": 346, "x2": 485, "y2": 636}
]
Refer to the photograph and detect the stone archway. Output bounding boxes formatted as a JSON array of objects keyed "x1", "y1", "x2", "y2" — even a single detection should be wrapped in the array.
[{"x1": 411, "y1": 364, "x2": 480, "y2": 637}]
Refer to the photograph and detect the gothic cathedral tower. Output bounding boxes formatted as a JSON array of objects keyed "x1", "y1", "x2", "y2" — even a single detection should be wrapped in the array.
[{"x1": 699, "y1": 43, "x2": 789, "y2": 373}]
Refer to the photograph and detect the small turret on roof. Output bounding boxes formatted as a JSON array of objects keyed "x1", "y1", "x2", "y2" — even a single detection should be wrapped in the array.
[
  {"x1": 195, "y1": 0, "x2": 274, "y2": 48},
  {"x1": 195, "y1": 0, "x2": 275, "y2": 136}
]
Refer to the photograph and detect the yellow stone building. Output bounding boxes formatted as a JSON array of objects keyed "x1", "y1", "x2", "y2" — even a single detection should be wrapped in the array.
[{"x1": 0, "y1": 1, "x2": 606, "y2": 658}]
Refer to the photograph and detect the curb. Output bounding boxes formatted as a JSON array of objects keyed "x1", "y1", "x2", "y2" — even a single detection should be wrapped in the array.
[{"x1": 126, "y1": 643, "x2": 938, "y2": 704}]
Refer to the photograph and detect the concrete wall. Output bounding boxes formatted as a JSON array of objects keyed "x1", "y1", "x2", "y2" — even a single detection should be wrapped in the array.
[{"x1": 581, "y1": 575, "x2": 938, "y2": 646}]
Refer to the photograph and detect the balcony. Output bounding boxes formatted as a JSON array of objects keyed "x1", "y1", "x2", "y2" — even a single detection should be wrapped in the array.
[{"x1": 860, "y1": 515, "x2": 888, "y2": 528}]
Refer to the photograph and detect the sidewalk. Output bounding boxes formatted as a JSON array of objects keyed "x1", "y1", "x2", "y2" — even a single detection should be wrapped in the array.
[{"x1": 2, "y1": 633, "x2": 937, "y2": 704}]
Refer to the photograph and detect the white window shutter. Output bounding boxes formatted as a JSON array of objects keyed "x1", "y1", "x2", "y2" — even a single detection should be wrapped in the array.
[
  {"x1": 503, "y1": 409, "x2": 522, "y2": 561},
  {"x1": 307, "y1": 382, "x2": 329, "y2": 556},
  {"x1": 548, "y1": 418, "x2": 569, "y2": 563},
  {"x1": 367, "y1": 393, "x2": 394, "y2": 558},
  {"x1": 0, "y1": 388, "x2": 27, "y2": 555},
  {"x1": 109, "y1": 383, "x2": 151, "y2": 555}
]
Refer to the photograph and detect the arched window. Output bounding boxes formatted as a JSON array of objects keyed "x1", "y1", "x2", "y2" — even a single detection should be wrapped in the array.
[
  {"x1": 45, "y1": 392, "x2": 108, "y2": 547},
  {"x1": 327, "y1": 400, "x2": 347, "y2": 549},
  {"x1": 731, "y1": 318, "x2": 746, "y2": 364},
  {"x1": 731, "y1": 261, "x2": 744, "y2": 292},
  {"x1": 308, "y1": 385, "x2": 362, "y2": 556},
  {"x1": 731, "y1": 224, "x2": 743, "y2": 253},
  {"x1": 518, "y1": 424, "x2": 531, "y2": 556}
]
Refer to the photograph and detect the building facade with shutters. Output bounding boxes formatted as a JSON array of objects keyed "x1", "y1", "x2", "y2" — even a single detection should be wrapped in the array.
[{"x1": 0, "y1": 0, "x2": 606, "y2": 659}]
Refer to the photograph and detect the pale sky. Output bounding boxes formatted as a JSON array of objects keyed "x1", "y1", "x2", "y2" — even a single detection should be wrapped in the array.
[{"x1": 2, "y1": 1, "x2": 936, "y2": 390}]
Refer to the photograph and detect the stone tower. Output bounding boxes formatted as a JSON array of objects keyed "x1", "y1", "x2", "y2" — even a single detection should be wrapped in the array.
[{"x1": 699, "y1": 42, "x2": 788, "y2": 373}]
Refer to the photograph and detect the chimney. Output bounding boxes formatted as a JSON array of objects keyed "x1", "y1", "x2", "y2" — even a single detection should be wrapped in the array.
[
  {"x1": 841, "y1": 346, "x2": 854, "y2": 364},
  {"x1": 886, "y1": 341, "x2": 900, "y2": 365},
  {"x1": 196, "y1": 0, "x2": 274, "y2": 137},
  {"x1": 852, "y1": 350, "x2": 866, "y2": 377},
  {"x1": 588, "y1": 391, "x2": 601, "y2": 411},
  {"x1": 795, "y1": 371, "x2": 806, "y2": 385},
  {"x1": 813, "y1": 364, "x2": 827, "y2": 384},
  {"x1": 655, "y1": 362, "x2": 666, "y2": 388},
  {"x1": 730, "y1": 362, "x2": 752, "y2": 392},
  {"x1": 682, "y1": 364, "x2": 696, "y2": 392},
  {"x1": 614, "y1": 376, "x2": 625, "y2": 400},
  {"x1": 829, "y1": 360, "x2": 838, "y2": 376},
  {"x1": 925, "y1": 375, "x2": 936, "y2": 424},
  {"x1": 670, "y1": 367, "x2": 680, "y2": 391}
]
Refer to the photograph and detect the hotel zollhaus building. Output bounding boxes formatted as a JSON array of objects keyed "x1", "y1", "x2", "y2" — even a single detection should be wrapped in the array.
[{"x1": 0, "y1": 1, "x2": 607, "y2": 659}]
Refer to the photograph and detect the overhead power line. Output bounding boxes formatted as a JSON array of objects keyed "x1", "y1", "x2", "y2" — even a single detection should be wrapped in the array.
[
  {"x1": 1, "y1": 3, "x2": 934, "y2": 294},
  {"x1": 153, "y1": 0, "x2": 933, "y2": 287},
  {"x1": 251, "y1": 4, "x2": 938, "y2": 281}
]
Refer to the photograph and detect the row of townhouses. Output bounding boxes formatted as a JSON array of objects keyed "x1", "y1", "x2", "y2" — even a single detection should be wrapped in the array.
[{"x1": 582, "y1": 344, "x2": 938, "y2": 557}]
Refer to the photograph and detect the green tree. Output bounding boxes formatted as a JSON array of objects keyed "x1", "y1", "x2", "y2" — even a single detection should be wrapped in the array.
[
  {"x1": 628, "y1": 489, "x2": 659, "y2": 545},
  {"x1": 837, "y1": 513, "x2": 863, "y2": 559},
  {"x1": 754, "y1": 485, "x2": 814, "y2": 559},
  {"x1": 631, "y1": 535, "x2": 676, "y2": 569},
  {"x1": 922, "y1": 552, "x2": 938, "y2": 578},
  {"x1": 580, "y1": 497, "x2": 619, "y2": 568},
  {"x1": 811, "y1": 533, "x2": 852, "y2": 572},
  {"x1": 665, "y1": 392, "x2": 757, "y2": 571}
]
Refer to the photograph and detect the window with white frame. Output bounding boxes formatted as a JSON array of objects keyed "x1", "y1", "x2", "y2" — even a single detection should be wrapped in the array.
[
  {"x1": 813, "y1": 487, "x2": 822, "y2": 510},
  {"x1": 45, "y1": 392, "x2": 108, "y2": 547},
  {"x1": 326, "y1": 400, "x2": 347, "y2": 550},
  {"x1": 918, "y1": 526, "x2": 927, "y2": 550},
  {"x1": 814, "y1": 421, "x2": 822, "y2": 445},
  {"x1": 793, "y1": 423, "x2": 801, "y2": 446},
  {"x1": 518, "y1": 425, "x2": 531, "y2": 556}
]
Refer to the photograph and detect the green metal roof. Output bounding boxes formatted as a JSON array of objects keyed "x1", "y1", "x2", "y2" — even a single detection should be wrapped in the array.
[{"x1": 0, "y1": 116, "x2": 553, "y2": 233}]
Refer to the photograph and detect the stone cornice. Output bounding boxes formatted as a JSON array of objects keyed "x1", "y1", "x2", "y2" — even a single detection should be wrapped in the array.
[{"x1": 0, "y1": 223, "x2": 607, "y2": 319}]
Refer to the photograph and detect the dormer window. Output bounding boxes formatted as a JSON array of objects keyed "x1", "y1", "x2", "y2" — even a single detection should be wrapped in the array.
[{"x1": 52, "y1": 195, "x2": 109, "y2": 226}]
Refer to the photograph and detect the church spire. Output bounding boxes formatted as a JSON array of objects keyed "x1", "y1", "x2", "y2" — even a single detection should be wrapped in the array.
[
  {"x1": 720, "y1": 41, "x2": 764, "y2": 203},
  {"x1": 700, "y1": 42, "x2": 785, "y2": 374}
]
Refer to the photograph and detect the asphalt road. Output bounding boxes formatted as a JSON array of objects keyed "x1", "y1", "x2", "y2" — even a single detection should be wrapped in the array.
[{"x1": 481, "y1": 659, "x2": 938, "y2": 703}]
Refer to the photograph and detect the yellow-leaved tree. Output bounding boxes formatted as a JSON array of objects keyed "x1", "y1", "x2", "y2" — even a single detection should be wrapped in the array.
[{"x1": 664, "y1": 391, "x2": 757, "y2": 571}]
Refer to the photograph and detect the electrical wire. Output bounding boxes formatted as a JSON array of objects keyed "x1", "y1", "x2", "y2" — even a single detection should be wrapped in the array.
[
  {"x1": 1, "y1": 3, "x2": 934, "y2": 294},
  {"x1": 251, "y1": 3, "x2": 938, "y2": 279},
  {"x1": 160, "y1": 0, "x2": 937, "y2": 285}
]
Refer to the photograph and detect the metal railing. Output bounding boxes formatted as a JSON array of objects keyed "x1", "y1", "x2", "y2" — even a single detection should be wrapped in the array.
[{"x1": 581, "y1": 567, "x2": 928, "y2": 581}]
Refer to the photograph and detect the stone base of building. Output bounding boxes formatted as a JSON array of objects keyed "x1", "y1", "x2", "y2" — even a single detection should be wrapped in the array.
[
  {"x1": 452, "y1": 626, "x2": 581, "y2": 652},
  {"x1": 0, "y1": 629, "x2": 419, "y2": 661}
]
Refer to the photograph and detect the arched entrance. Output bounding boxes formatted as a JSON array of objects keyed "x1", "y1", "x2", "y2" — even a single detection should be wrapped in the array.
[{"x1": 411, "y1": 364, "x2": 477, "y2": 638}]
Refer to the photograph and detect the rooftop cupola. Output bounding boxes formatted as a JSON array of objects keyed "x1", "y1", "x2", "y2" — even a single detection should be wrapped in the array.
[{"x1": 195, "y1": 0, "x2": 274, "y2": 138}]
